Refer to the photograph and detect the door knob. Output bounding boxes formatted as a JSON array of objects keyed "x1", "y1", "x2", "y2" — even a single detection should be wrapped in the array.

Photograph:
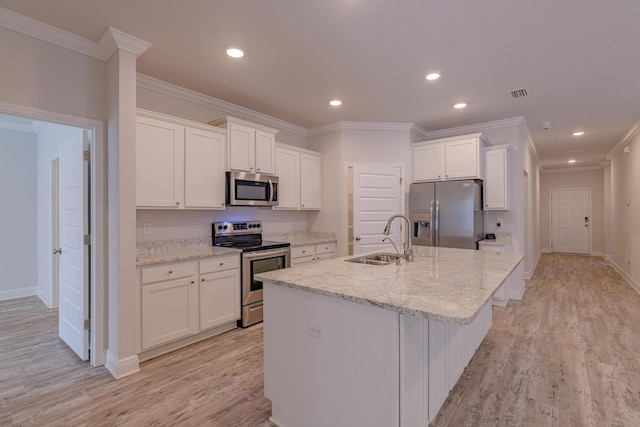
[
  {"x1": 355, "y1": 236, "x2": 361, "y2": 241},
  {"x1": 52, "y1": 248, "x2": 62, "y2": 254}
]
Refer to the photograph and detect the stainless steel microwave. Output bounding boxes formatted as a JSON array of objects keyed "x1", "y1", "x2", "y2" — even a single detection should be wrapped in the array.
[{"x1": 226, "y1": 171, "x2": 279, "y2": 207}]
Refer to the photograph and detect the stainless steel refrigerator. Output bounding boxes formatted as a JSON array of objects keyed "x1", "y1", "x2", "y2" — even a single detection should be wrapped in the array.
[{"x1": 409, "y1": 179, "x2": 484, "y2": 249}]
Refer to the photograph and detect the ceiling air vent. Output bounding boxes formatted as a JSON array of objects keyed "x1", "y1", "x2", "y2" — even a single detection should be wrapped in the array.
[{"x1": 510, "y1": 88, "x2": 528, "y2": 99}]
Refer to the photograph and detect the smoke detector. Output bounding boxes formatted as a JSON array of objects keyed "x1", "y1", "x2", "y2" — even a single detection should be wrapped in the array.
[{"x1": 542, "y1": 121, "x2": 552, "y2": 131}]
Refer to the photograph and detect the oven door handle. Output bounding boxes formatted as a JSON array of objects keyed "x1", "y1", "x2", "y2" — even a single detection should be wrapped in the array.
[{"x1": 242, "y1": 247, "x2": 291, "y2": 261}]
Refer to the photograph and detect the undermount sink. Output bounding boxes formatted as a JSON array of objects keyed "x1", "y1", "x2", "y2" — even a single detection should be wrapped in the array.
[{"x1": 345, "y1": 253, "x2": 402, "y2": 265}]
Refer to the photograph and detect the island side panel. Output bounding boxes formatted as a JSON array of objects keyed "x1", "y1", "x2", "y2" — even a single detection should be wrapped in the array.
[{"x1": 264, "y1": 283, "x2": 400, "y2": 427}]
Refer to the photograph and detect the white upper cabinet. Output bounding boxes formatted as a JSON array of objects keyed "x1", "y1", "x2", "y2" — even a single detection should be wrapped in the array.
[
  {"x1": 300, "y1": 152, "x2": 322, "y2": 209},
  {"x1": 483, "y1": 145, "x2": 510, "y2": 210},
  {"x1": 274, "y1": 143, "x2": 322, "y2": 210},
  {"x1": 136, "y1": 116, "x2": 185, "y2": 208},
  {"x1": 184, "y1": 128, "x2": 226, "y2": 209},
  {"x1": 136, "y1": 110, "x2": 227, "y2": 210},
  {"x1": 210, "y1": 116, "x2": 278, "y2": 175},
  {"x1": 413, "y1": 133, "x2": 485, "y2": 182},
  {"x1": 274, "y1": 145, "x2": 301, "y2": 209}
]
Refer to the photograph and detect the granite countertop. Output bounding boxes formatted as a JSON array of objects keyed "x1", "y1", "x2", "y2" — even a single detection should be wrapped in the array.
[
  {"x1": 136, "y1": 238, "x2": 241, "y2": 267},
  {"x1": 479, "y1": 234, "x2": 512, "y2": 247},
  {"x1": 256, "y1": 245, "x2": 524, "y2": 325},
  {"x1": 136, "y1": 232, "x2": 336, "y2": 266},
  {"x1": 263, "y1": 231, "x2": 336, "y2": 247}
]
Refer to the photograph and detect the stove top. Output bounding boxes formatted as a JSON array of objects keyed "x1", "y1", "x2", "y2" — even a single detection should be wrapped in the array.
[{"x1": 212, "y1": 221, "x2": 290, "y2": 252}]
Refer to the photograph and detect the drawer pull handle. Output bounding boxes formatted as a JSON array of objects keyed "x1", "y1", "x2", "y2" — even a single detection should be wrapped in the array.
[
  {"x1": 302, "y1": 250, "x2": 306, "y2": 253},
  {"x1": 219, "y1": 262, "x2": 224, "y2": 266},
  {"x1": 190, "y1": 280, "x2": 195, "y2": 284},
  {"x1": 168, "y1": 270, "x2": 173, "y2": 274},
  {"x1": 201, "y1": 278, "x2": 205, "y2": 282}
]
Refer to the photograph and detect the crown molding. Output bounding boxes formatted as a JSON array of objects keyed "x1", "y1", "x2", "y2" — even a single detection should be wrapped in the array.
[
  {"x1": 137, "y1": 74, "x2": 308, "y2": 137},
  {"x1": 607, "y1": 115, "x2": 640, "y2": 159},
  {"x1": 541, "y1": 165, "x2": 604, "y2": 174},
  {"x1": 98, "y1": 27, "x2": 151, "y2": 59},
  {"x1": 308, "y1": 121, "x2": 426, "y2": 137},
  {"x1": 0, "y1": 6, "x2": 103, "y2": 59},
  {"x1": 425, "y1": 116, "x2": 526, "y2": 140},
  {"x1": 0, "y1": 7, "x2": 150, "y2": 60}
]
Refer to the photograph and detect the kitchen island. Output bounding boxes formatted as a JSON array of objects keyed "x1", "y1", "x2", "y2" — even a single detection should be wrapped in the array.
[{"x1": 256, "y1": 245, "x2": 524, "y2": 427}]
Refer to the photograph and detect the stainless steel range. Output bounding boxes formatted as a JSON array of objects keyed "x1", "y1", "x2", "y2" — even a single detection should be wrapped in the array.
[{"x1": 212, "y1": 221, "x2": 290, "y2": 327}]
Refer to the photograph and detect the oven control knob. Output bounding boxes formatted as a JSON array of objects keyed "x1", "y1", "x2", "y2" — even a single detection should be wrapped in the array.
[
  {"x1": 217, "y1": 225, "x2": 223, "y2": 230},
  {"x1": 223, "y1": 225, "x2": 228, "y2": 230}
]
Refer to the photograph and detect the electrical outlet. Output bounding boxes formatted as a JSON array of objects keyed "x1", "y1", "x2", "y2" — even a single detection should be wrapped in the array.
[
  {"x1": 193, "y1": 222, "x2": 200, "y2": 232},
  {"x1": 307, "y1": 322, "x2": 325, "y2": 340},
  {"x1": 143, "y1": 223, "x2": 152, "y2": 234},
  {"x1": 496, "y1": 218, "x2": 502, "y2": 228}
]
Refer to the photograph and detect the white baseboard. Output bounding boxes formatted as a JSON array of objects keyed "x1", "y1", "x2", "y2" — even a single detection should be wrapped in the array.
[
  {"x1": 590, "y1": 251, "x2": 604, "y2": 257},
  {"x1": 525, "y1": 252, "x2": 541, "y2": 280},
  {"x1": 604, "y1": 254, "x2": 611, "y2": 262},
  {"x1": 610, "y1": 260, "x2": 640, "y2": 295},
  {"x1": 106, "y1": 352, "x2": 140, "y2": 379},
  {"x1": 0, "y1": 287, "x2": 36, "y2": 301},
  {"x1": 36, "y1": 289, "x2": 52, "y2": 308},
  {"x1": 540, "y1": 248, "x2": 552, "y2": 254}
]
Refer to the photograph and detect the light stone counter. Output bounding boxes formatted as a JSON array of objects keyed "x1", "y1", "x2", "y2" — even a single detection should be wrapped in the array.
[
  {"x1": 478, "y1": 234, "x2": 512, "y2": 247},
  {"x1": 257, "y1": 245, "x2": 524, "y2": 324},
  {"x1": 136, "y1": 237, "x2": 240, "y2": 267},
  {"x1": 263, "y1": 231, "x2": 336, "y2": 247}
]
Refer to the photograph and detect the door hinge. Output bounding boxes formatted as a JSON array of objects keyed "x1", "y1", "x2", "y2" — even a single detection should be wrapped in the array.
[
  {"x1": 83, "y1": 150, "x2": 90, "y2": 161},
  {"x1": 400, "y1": 177, "x2": 404, "y2": 185},
  {"x1": 84, "y1": 234, "x2": 91, "y2": 245},
  {"x1": 84, "y1": 319, "x2": 90, "y2": 330}
]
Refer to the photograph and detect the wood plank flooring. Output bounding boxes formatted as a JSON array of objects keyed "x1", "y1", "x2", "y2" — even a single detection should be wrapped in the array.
[{"x1": 2, "y1": 254, "x2": 639, "y2": 426}]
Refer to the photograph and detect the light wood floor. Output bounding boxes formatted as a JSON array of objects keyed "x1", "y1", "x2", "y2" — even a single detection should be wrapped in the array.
[{"x1": 2, "y1": 254, "x2": 640, "y2": 426}]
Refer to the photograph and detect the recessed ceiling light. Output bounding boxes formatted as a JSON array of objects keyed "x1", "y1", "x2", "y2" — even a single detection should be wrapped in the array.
[
  {"x1": 226, "y1": 48, "x2": 244, "y2": 58},
  {"x1": 425, "y1": 73, "x2": 440, "y2": 81},
  {"x1": 454, "y1": 103, "x2": 467, "y2": 109},
  {"x1": 568, "y1": 159, "x2": 576, "y2": 164},
  {"x1": 329, "y1": 100, "x2": 342, "y2": 106},
  {"x1": 572, "y1": 131, "x2": 585, "y2": 136}
]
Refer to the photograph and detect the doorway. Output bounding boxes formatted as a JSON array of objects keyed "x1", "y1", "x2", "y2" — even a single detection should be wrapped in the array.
[
  {"x1": 347, "y1": 164, "x2": 405, "y2": 256},
  {"x1": 0, "y1": 103, "x2": 105, "y2": 367},
  {"x1": 550, "y1": 188, "x2": 591, "y2": 255}
]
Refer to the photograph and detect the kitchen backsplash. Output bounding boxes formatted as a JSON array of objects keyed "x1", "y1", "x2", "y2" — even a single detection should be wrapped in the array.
[{"x1": 136, "y1": 207, "x2": 310, "y2": 242}]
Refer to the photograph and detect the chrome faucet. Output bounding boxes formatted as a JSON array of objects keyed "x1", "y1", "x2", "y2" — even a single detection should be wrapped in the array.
[{"x1": 383, "y1": 214, "x2": 414, "y2": 262}]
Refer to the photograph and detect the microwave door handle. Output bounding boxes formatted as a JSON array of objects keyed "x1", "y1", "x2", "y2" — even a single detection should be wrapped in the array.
[{"x1": 268, "y1": 179, "x2": 273, "y2": 202}]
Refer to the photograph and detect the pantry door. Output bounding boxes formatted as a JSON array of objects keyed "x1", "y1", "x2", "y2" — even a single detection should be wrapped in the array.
[
  {"x1": 351, "y1": 164, "x2": 404, "y2": 255},
  {"x1": 551, "y1": 188, "x2": 590, "y2": 255},
  {"x1": 58, "y1": 130, "x2": 90, "y2": 361}
]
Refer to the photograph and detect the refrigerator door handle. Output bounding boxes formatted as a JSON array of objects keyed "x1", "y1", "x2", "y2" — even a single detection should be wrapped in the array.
[
  {"x1": 435, "y1": 200, "x2": 440, "y2": 246},
  {"x1": 429, "y1": 200, "x2": 435, "y2": 244}
]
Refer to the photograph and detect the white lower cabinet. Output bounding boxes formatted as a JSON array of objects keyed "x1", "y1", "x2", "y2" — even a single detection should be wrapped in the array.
[
  {"x1": 479, "y1": 238, "x2": 513, "y2": 306},
  {"x1": 290, "y1": 242, "x2": 336, "y2": 267},
  {"x1": 141, "y1": 261, "x2": 199, "y2": 350},
  {"x1": 139, "y1": 255, "x2": 240, "y2": 354},
  {"x1": 199, "y1": 256, "x2": 241, "y2": 330}
]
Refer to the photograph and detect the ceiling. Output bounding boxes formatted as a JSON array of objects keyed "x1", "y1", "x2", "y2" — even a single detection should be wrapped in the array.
[{"x1": 1, "y1": 0, "x2": 639, "y2": 169}]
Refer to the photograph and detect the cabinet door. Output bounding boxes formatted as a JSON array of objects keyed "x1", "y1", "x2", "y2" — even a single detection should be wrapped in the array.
[
  {"x1": 413, "y1": 143, "x2": 444, "y2": 182},
  {"x1": 274, "y1": 146, "x2": 300, "y2": 209},
  {"x1": 484, "y1": 148, "x2": 509, "y2": 210},
  {"x1": 136, "y1": 117, "x2": 184, "y2": 208},
  {"x1": 300, "y1": 152, "x2": 322, "y2": 209},
  {"x1": 200, "y1": 269, "x2": 241, "y2": 330},
  {"x1": 141, "y1": 278, "x2": 197, "y2": 350},
  {"x1": 228, "y1": 122, "x2": 255, "y2": 172},
  {"x1": 255, "y1": 130, "x2": 276, "y2": 175},
  {"x1": 444, "y1": 138, "x2": 479, "y2": 179},
  {"x1": 184, "y1": 128, "x2": 226, "y2": 209},
  {"x1": 447, "y1": 323, "x2": 464, "y2": 391}
]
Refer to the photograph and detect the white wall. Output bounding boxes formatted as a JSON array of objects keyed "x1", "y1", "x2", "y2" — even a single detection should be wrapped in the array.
[
  {"x1": 0, "y1": 128, "x2": 37, "y2": 300},
  {"x1": 610, "y1": 136, "x2": 640, "y2": 290},
  {"x1": 36, "y1": 123, "x2": 84, "y2": 306}
]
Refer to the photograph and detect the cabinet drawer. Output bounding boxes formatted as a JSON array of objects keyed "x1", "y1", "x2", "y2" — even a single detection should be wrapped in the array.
[
  {"x1": 315, "y1": 242, "x2": 336, "y2": 255},
  {"x1": 141, "y1": 261, "x2": 197, "y2": 284},
  {"x1": 291, "y1": 245, "x2": 314, "y2": 259},
  {"x1": 291, "y1": 255, "x2": 314, "y2": 266},
  {"x1": 200, "y1": 255, "x2": 240, "y2": 274},
  {"x1": 315, "y1": 252, "x2": 335, "y2": 261}
]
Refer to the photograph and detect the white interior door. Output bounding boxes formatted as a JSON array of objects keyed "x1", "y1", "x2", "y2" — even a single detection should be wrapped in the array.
[
  {"x1": 58, "y1": 131, "x2": 89, "y2": 360},
  {"x1": 352, "y1": 165, "x2": 403, "y2": 255},
  {"x1": 551, "y1": 188, "x2": 590, "y2": 255}
]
